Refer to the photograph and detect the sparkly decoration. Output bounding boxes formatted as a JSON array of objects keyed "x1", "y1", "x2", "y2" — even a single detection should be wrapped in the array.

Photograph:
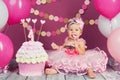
[
  {"x1": 82, "y1": 4, "x2": 87, "y2": 9},
  {"x1": 32, "y1": 19, "x2": 37, "y2": 24},
  {"x1": 41, "y1": 0, "x2": 47, "y2": 4},
  {"x1": 44, "y1": 13, "x2": 49, "y2": 19},
  {"x1": 29, "y1": 0, "x2": 98, "y2": 37},
  {"x1": 84, "y1": 0, "x2": 90, "y2": 5},
  {"x1": 79, "y1": 9, "x2": 84, "y2": 14},
  {"x1": 23, "y1": 22, "x2": 29, "y2": 28},
  {"x1": 36, "y1": 0, "x2": 41, "y2": 5},
  {"x1": 39, "y1": 12, "x2": 44, "y2": 17},
  {"x1": 41, "y1": 31, "x2": 46, "y2": 36},
  {"x1": 95, "y1": 19, "x2": 98, "y2": 25},
  {"x1": 21, "y1": 18, "x2": 67, "y2": 37},
  {"x1": 34, "y1": 10, "x2": 39, "y2": 16},
  {"x1": 47, "y1": 0, "x2": 51, "y2": 3},
  {"x1": 28, "y1": 29, "x2": 34, "y2": 41},
  {"x1": 84, "y1": 20, "x2": 89, "y2": 25},
  {"x1": 26, "y1": 18, "x2": 31, "y2": 23},
  {"x1": 60, "y1": 27, "x2": 66, "y2": 33},
  {"x1": 46, "y1": 31, "x2": 51, "y2": 37},
  {"x1": 35, "y1": 26, "x2": 67, "y2": 37},
  {"x1": 59, "y1": 17, "x2": 64, "y2": 22},
  {"x1": 51, "y1": 31, "x2": 56, "y2": 36},
  {"x1": 40, "y1": 20, "x2": 46, "y2": 24},
  {"x1": 64, "y1": 18, "x2": 69, "y2": 23},
  {"x1": 22, "y1": 19, "x2": 98, "y2": 38},
  {"x1": 37, "y1": 19, "x2": 46, "y2": 40},
  {"x1": 56, "y1": 29, "x2": 61, "y2": 34},
  {"x1": 49, "y1": 15, "x2": 54, "y2": 20},
  {"x1": 54, "y1": 16, "x2": 59, "y2": 22},
  {"x1": 35, "y1": 0, "x2": 56, "y2": 5},
  {"x1": 21, "y1": 19, "x2": 25, "y2": 23},
  {"x1": 30, "y1": 8, "x2": 34, "y2": 13},
  {"x1": 89, "y1": 19, "x2": 95, "y2": 25},
  {"x1": 31, "y1": 0, "x2": 91, "y2": 24},
  {"x1": 76, "y1": 0, "x2": 90, "y2": 18},
  {"x1": 76, "y1": 13, "x2": 81, "y2": 18}
]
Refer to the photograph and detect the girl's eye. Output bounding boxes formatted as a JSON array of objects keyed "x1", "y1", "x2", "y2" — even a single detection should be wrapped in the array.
[
  {"x1": 75, "y1": 29, "x2": 79, "y2": 31},
  {"x1": 70, "y1": 29, "x2": 73, "y2": 31}
]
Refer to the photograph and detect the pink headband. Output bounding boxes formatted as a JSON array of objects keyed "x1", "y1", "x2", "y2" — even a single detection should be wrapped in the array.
[
  {"x1": 67, "y1": 18, "x2": 84, "y2": 30},
  {"x1": 75, "y1": 18, "x2": 84, "y2": 30}
]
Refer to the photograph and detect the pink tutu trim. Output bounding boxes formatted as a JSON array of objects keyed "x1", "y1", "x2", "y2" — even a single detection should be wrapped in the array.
[{"x1": 47, "y1": 47, "x2": 108, "y2": 75}]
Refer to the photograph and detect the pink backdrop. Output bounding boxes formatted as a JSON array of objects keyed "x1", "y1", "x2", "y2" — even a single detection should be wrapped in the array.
[{"x1": 2, "y1": 0, "x2": 109, "y2": 57}]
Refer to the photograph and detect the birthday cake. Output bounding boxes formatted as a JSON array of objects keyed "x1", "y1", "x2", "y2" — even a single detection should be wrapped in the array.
[{"x1": 16, "y1": 29, "x2": 48, "y2": 76}]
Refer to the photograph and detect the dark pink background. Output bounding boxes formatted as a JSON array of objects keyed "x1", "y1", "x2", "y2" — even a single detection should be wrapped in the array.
[{"x1": 2, "y1": 0, "x2": 110, "y2": 58}]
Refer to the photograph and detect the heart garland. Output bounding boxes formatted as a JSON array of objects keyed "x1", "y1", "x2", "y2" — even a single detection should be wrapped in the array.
[{"x1": 21, "y1": 18, "x2": 66, "y2": 39}]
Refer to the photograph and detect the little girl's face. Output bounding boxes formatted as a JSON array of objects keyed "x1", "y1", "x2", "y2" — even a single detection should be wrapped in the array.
[{"x1": 68, "y1": 23, "x2": 82, "y2": 39}]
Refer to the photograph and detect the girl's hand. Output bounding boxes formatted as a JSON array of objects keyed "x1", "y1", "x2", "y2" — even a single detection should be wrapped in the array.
[
  {"x1": 74, "y1": 41, "x2": 86, "y2": 55},
  {"x1": 74, "y1": 40, "x2": 79, "y2": 48},
  {"x1": 51, "y1": 42, "x2": 60, "y2": 50}
]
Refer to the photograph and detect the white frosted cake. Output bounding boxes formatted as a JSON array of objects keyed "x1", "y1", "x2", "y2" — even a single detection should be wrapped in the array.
[
  {"x1": 16, "y1": 41, "x2": 48, "y2": 76},
  {"x1": 16, "y1": 29, "x2": 48, "y2": 76}
]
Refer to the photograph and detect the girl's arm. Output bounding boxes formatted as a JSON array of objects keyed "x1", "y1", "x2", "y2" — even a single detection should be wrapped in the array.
[
  {"x1": 51, "y1": 37, "x2": 67, "y2": 50},
  {"x1": 51, "y1": 41, "x2": 66, "y2": 50}
]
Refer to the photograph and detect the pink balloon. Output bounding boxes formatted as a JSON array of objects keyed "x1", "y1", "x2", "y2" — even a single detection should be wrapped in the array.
[
  {"x1": 3, "y1": 0, "x2": 31, "y2": 24},
  {"x1": 107, "y1": 27, "x2": 120, "y2": 63},
  {"x1": 94, "y1": 0, "x2": 120, "y2": 19},
  {"x1": 0, "y1": 33, "x2": 14, "y2": 68}
]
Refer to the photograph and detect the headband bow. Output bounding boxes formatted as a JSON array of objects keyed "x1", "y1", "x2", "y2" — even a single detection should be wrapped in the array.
[{"x1": 68, "y1": 18, "x2": 84, "y2": 30}]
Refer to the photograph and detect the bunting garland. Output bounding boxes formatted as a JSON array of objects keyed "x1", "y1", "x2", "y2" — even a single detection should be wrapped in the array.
[
  {"x1": 30, "y1": 7, "x2": 98, "y2": 25},
  {"x1": 35, "y1": 0, "x2": 57, "y2": 5},
  {"x1": 31, "y1": 0, "x2": 91, "y2": 24},
  {"x1": 21, "y1": 18, "x2": 67, "y2": 37},
  {"x1": 21, "y1": 0, "x2": 98, "y2": 37}
]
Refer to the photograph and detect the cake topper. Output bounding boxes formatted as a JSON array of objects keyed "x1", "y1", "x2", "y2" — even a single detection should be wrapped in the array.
[
  {"x1": 28, "y1": 29, "x2": 34, "y2": 41},
  {"x1": 37, "y1": 20, "x2": 46, "y2": 41},
  {"x1": 21, "y1": 19, "x2": 27, "y2": 41},
  {"x1": 21, "y1": 18, "x2": 46, "y2": 41}
]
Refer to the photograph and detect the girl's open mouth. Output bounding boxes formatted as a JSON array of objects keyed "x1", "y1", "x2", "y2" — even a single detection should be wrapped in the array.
[{"x1": 72, "y1": 34, "x2": 77, "y2": 39}]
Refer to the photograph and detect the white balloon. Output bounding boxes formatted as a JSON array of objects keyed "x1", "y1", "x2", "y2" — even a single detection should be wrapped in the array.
[
  {"x1": 98, "y1": 13, "x2": 120, "y2": 38},
  {"x1": 111, "y1": 13, "x2": 120, "y2": 30},
  {"x1": 0, "y1": 0, "x2": 8, "y2": 31},
  {"x1": 98, "y1": 15, "x2": 112, "y2": 38}
]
